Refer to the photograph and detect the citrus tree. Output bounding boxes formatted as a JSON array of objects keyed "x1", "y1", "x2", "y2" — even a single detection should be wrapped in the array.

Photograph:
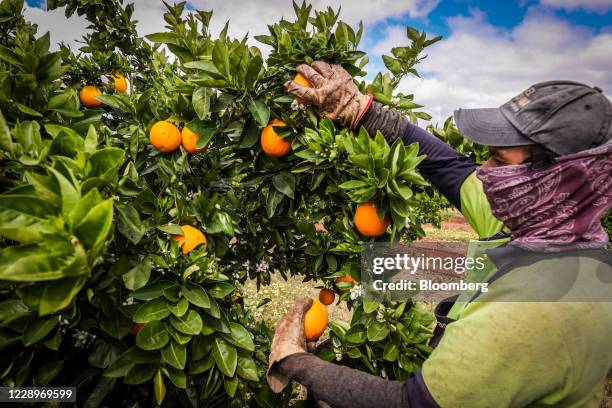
[{"x1": 1, "y1": 0, "x2": 447, "y2": 406}]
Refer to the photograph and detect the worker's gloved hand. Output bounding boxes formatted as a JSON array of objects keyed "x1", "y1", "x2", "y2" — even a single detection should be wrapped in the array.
[
  {"x1": 284, "y1": 61, "x2": 373, "y2": 129},
  {"x1": 267, "y1": 298, "x2": 313, "y2": 393}
]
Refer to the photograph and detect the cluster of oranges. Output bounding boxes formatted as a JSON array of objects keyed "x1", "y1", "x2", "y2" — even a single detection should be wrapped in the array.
[
  {"x1": 79, "y1": 73, "x2": 128, "y2": 108},
  {"x1": 303, "y1": 274, "x2": 360, "y2": 342},
  {"x1": 259, "y1": 74, "x2": 313, "y2": 158},
  {"x1": 149, "y1": 120, "x2": 207, "y2": 154}
]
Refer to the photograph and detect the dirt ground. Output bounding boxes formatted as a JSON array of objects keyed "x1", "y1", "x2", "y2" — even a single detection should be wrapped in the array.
[{"x1": 245, "y1": 211, "x2": 611, "y2": 407}]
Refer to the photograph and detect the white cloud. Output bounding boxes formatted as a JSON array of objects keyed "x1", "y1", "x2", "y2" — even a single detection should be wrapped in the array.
[
  {"x1": 371, "y1": 7, "x2": 612, "y2": 125},
  {"x1": 23, "y1": 4, "x2": 89, "y2": 50},
  {"x1": 539, "y1": 0, "x2": 612, "y2": 13},
  {"x1": 24, "y1": 0, "x2": 440, "y2": 52}
]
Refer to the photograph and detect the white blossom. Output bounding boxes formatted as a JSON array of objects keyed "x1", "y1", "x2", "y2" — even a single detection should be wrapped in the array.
[
  {"x1": 349, "y1": 284, "x2": 364, "y2": 300},
  {"x1": 256, "y1": 259, "x2": 269, "y2": 273}
]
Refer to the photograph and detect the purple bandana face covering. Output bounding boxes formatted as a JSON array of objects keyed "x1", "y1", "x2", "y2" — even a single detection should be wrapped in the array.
[{"x1": 477, "y1": 142, "x2": 612, "y2": 250}]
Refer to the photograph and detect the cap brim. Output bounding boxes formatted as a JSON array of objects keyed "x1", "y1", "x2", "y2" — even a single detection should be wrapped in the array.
[{"x1": 454, "y1": 108, "x2": 534, "y2": 147}]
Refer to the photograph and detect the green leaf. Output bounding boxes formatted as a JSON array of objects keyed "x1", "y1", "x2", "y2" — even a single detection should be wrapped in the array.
[
  {"x1": 345, "y1": 324, "x2": 367, "y2": 345},
  {"x1": 162, "y1": 366, "x2": 186, "y2": 389},
  {"x1": 39, "y1": 276, "x2": 87, "y2": 315},
  {"x1": 87, "y1": 147, "x2": 125, "y2": 178},
  {"x1": 154, "y1": 370, "x2": 166, "y2": 405},
  {"x1": 83, "y1": 376, "x2": 115, "y2": 408},
  {"x1": 188, "y1": 354, "x2": 214, "y2": 375},
  {"x1": 168, "y1": 298, "x2": 189, "y2": 317},
  {"x1": 133, "y1": 298, "x2": 170, "y2": 323},
  {"x1": 123, "y1": 257, "x2": 151, "y2": 291},
  {"x1": 266, "y1": 188, "x2": 283, "y2": 218},
  {"x1": 115, "y1": 202, "x2": 145, "y2": 244},
  {"x1": 212, "y1": 337, "x2": 237, "y2": 377},
  {"x1": 169, "y1": 310, "x2": 203, "y2": 335},
  {"x1": 157, "y1": 224, "x2": 184, "y2": 235},
  {"x1": 23, "y1": 316, "x2": 57, "y2": 346},
  {"x1": 236, "y1": 356, "x2": 259, "y2": 381},
  {"x1": 0, "y1": 110, "x2": 12, "y2": 153},
  {"x1": 224, "y1": 375, "x2": 239, "y2": 397},
  {"x1": 74, "y1": 199, "x2": 114, "y2": 251},
  {"x1": 0, "y1": 241, "x2": 87, "y2": 282},
  {"x1": 192, "y1": 87, "x2": 211, "y2": 120},
  {"x1": 146, "y1": 32, "x2": 181, "y2": 45},
  {"x1": 208, "y1": 282, "x2": 234, "y2": 299},
  {"x1": 124, "y1": 364, "x2": 157, "y2": 385},
  {"x1": 181, "y1": 282, "x2": 210, "y2": 309},
  {"x1": 248, "y1": 99, "x2": 270, "y2": 127},
  {"x1": 161, "y1": 341, "x2": 186, "y2": 370},
  {"x1": 103, "y1": 355, "x2": 135, "y2": 378},
  {"x1": 100, "y1": 315, "x2": 132, "y2": 340},
  {"x1": 0, "y1": 45, "x2": 22, "y2": 66},
  {"x1": 212, "y1": 40, "x2": 230, "y2": 78},
  {"x1": 339, "y1": 180, "x2": 370, "y2": 189},
  {"x1": 221, "y1": 322, "x2": 254, "y2": 351},
  {"x1": 35, "y1": 360, "x2": 63, "y2": 386},
  {"x1": 132, "y1": 281, "x2": 173, "y2": 300},
  {"x1": 272, "y1": 172, "x2": 295, "y2": 199},
  {"x1": 367, "y1": 321, "x2": 390, "y2": 342},
  {"x1": 15, "y1": 103, "x2": 42, "y2": 117},
  {"x1": 383, "y1": 342, "x2": 399, "y2": 361},
  {"x1": 136, "y1": 321, "x2": 169, "y2": 350},
  {"x1": 49, "y1": 168, "x2": 79, "y2": 217},
  {"x1": 185, "y1": 119, "x2": 216, "y2": 148}
]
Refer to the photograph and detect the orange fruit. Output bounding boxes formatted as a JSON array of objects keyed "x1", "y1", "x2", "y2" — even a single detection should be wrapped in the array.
[
  {"x1": 294, "y1": 73, "x2": 312, "y2": 88},
  {"x1": 303, "y1": 299, "x2": 328, "y2": 342},
  {"x1": 111, "y1": 73, "x2": 128, "y2": 93},
  {"x1": 293, "y1": 73, "x2": 313, "y2": 105},
  {"x1": 150, "y1": 120, "x2": 182, "y2": 153},
  {"x1": 79, "y1": 85, "x2": 102, "y2": 107},
  {"x1": 172, "y1": 225, "x2": 207, "y2": 255},
  {"x1": 354, "y1": 202, "x2": 390, "y2": 237},
  {"x1": 182, "y1": 126, "x2": 207, "y2": 154},
  {"x1": 335, "y1": 275, "x2": 358, "y2": 291},
  {"x1": 318, "y1": 288, "x2": 335, "y2": 306},
  {"x1": 130, "y1": 323, "x2": 144, "y2": 335},
  {"x1": 261, "y1": 119, "x2": 291, "y2": 157}
]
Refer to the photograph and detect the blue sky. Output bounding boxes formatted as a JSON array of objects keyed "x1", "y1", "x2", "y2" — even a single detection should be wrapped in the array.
[{"x1": 24, "y1": 0, "x2": 612, "y2": 123}]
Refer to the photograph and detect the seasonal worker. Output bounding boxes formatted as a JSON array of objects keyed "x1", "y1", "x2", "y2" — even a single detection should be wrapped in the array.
[{"x1": 267, "y1": 61, "x2": 612, "y2": 407}]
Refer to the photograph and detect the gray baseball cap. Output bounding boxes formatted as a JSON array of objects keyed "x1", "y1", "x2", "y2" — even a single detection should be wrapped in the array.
[{"x1": 454, "y1": 80, "x2": 612, "y2": 155}]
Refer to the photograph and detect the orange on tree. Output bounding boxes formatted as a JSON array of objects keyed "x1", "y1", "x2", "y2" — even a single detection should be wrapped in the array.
[
  {"x1": 129, "y1": 323, "x2": 144, "y2": 335},
  {"x1": 79, "y1": 85, "x2": 102, "y2": 107},
  {"x1": 261, "y1": 119, "x2": 291, "y2": 157},
  {"x1": 293, "y1": 73, "x2": 312, "y2": 105},
  {"x1": 318, "y1": 288, "x2": 335, "y2": 305},
  {"x1": 303, "y1": 299, "x2": 328, "y2": 342},
  {"x1": 293, "y1": 73, "x2": 312, "y2": 88},
  {"x1": 150, "y1": 120, "x2": 182, "y2": 153},
  {"x1": 172, "y1": 225, "x2": 207, "y2": 254},
  {"x1": 335, "y1": 275, "x2": 358, "y2": 291},
  {"x1": 110, "y1": 73, "x2": 128, "y2": 93},
  {"x1": 354, "y1": 202, "x2": 390, "y2": 237},
  {"x1": 182, "y1": 126, "x2": 207, "y2": 154}
]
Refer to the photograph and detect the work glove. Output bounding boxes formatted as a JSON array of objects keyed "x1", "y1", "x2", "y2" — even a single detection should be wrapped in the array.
[
  {"x1": 284, "y1": 61, "x2": 373, "y2": 129},
  {"x1": 267, "y1": 298, "x2": 313, "y2": 393}
]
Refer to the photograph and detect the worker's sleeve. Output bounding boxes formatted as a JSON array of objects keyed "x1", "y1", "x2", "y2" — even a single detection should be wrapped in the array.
[
  {"x1": 358, "y1": 102, "x2": 477, "y2": 210},
  {"x1": 277, "y1": 353, "x2": 407, "y2": 407},
  {"x1": 421, "y1": 302, "x2": 573, "y2": 408},
  {"x1": 278, "y1": 352, "x2": 442, "y2": 407}
]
